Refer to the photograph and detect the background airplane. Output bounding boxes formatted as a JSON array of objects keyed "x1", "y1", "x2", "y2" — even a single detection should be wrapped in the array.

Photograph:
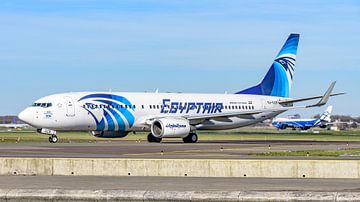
[
  {"x1": 272, "y1": 106, "x2": 333, "y2": 130},
  {"x1": 0, "y1": 117, "x2": 28, "y2": 129}
]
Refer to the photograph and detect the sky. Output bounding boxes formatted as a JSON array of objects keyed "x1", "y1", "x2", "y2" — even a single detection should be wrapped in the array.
[{"x1": 0, "y1": 0, "x2": 359, "y2": 117}]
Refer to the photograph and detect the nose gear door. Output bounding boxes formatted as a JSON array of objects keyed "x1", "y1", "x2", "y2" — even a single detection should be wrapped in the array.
[{"x1": 64, "y1": 96, "x2": 75, "y2": 117}]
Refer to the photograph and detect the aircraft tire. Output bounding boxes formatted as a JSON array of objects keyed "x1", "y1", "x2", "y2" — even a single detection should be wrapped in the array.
[
  {"x1": 50, "y1": 135, "x2": 58, "y2": 143},
  {"x1": 183, "y1": 133, "x2": 198, "y2": 143},
  {"x1": 147, "y1": 133, "x2": 162, "y2": 143}
]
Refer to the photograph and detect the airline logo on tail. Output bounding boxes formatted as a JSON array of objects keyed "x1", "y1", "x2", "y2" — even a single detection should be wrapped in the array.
[
  {"x1": 319, "y1": 105, "x2": 333, "y2": 122},
  {"x1": 237, "y1": 33, "x2": 299, "y2": 97}
]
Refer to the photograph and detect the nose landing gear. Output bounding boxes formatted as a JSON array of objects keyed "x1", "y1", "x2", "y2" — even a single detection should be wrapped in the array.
[
  {"x1": 37, "y1": 128, "x2": 58, "y2": 143},
  {"x1": 49, "y1": 135, "x2": 58, "y2": 143}
]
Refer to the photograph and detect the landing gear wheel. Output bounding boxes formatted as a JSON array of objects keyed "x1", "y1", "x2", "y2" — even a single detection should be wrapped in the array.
[
  {"x1": 49, "y1": 135, "x2": 58, "y2": 143},
  {"x1": 147, "y1": 133, "x2": 162, "y2": 143},
  {"x1": 183, "y1": 133, "x2": 198, "y2": 143}
]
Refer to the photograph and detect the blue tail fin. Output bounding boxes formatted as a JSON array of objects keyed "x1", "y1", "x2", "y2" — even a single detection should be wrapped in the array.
[
  {"x1": 319, "y1": 106, "x2": 333, "y2": 122},
  {"x1": 236, "y1": 33, "x2": 300, "y2": 97}
]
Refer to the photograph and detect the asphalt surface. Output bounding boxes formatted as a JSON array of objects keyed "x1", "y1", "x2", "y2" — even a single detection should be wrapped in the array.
[
  {"x1": 1, "y1": 176, "x2": 360, "y2": 192},
  {"x1": 0, "y1": 140, "x2": 360, "y2": 159}
]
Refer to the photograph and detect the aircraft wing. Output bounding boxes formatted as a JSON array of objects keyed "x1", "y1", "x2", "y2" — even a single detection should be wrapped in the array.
[
  {"x1": 184, "y1": 107, "x2": 290, "y2": 120},
  {"x1": 144, "y1": 106, "x2": 303, "y2": 125}
]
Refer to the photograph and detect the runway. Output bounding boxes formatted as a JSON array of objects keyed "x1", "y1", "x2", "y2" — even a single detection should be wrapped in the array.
[
  {"x1": 1, "y1": 140, "x2": 360, "y2": 159},
  {"x1": 1, "y1": 140, "x2": 360, "y2": 201},
  {"x1": 1, "y1": 176, "x2": 360, "y2": 192}
]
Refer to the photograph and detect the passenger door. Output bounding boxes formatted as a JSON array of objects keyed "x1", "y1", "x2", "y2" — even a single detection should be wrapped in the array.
[{"x1": 64, "y1": 96, "x2": 75, "y2": 117}]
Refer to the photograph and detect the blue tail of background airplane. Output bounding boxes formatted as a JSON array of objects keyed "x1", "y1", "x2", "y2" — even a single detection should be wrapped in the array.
[
  {"x1": 319, "y1": 105, "x2": 333, "y2": 122},
  {"x1": 236, "y1": 33, "x2": 300, "y2": 97}
]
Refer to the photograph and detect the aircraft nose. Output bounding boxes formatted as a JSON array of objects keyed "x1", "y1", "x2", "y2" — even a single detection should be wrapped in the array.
[{"x1": 18, "y1": 108, "x2": 33, "y2": 125}]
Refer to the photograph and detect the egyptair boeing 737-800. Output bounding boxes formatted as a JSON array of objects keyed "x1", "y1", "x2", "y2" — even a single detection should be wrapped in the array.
[{"x1": 18, "y1": 34, "x2": 343, "y2": 143}]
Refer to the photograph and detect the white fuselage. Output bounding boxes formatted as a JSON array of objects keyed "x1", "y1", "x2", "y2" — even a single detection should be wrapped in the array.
[{"x1": 19, "y1": 92, "x2": 287, "y2": 132}]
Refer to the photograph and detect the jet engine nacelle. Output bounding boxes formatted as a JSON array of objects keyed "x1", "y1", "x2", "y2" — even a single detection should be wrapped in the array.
[
  {"x1": 91, "y1": 131, "x2": 129, "y2": 138},
  {"x1": 151, "y1": 117, "x2": 190, "y2": 138}
]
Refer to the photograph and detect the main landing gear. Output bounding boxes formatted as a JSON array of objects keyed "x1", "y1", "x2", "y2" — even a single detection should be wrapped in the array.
[
  {"x1": 146, "y1": 133, "x2": 198, "y2": 143},
  {"x1": 147, "y1": 133, "x2": 162, "y2": 143},
  {"x1": 182, "y1": 133, "x2": 198, "y2": 143},
  {"x1": 48, "y1": 135, "x2": 58, "y2": 143}
]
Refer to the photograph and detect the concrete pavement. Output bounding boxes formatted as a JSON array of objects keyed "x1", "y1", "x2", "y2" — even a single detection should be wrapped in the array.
[{"x1": 1, "y1": 176, "x2": 360, "y2": 201}]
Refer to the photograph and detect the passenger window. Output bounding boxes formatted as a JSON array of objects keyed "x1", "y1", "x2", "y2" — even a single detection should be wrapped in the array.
[
  {"x1": 150, "y1": 105, "x2": 152, "y2": 109},
  {"x1": 142, "y1": 105, "x2": 144, "y2": 109}
]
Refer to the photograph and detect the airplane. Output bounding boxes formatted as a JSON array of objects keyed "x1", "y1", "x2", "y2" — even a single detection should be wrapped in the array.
[
  {"x1": 18, "y1": 33, "x2": 344, "y2": 143},
  {"x1": 272, "y1": 106, "x2": 333, "y2": 130},
  {"x1": 0, "y1": 117, "x2": 28, "y2": 129}
]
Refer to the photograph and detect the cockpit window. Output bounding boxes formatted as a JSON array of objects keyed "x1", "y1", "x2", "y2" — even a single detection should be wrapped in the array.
[{"x1": 32, "y1": 103, "x2": 52, "y2": 108}]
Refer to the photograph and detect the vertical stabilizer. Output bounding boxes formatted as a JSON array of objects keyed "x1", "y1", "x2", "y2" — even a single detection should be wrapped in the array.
[
  {"x1": 319, "y1": 106, "x2": 333, "y2": 122},
  {"x1": 236, "y1": 33, "x2": 300, "y2": 97}
]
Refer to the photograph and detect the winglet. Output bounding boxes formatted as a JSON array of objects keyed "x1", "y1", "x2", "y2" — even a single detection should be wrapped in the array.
[{"x1": 307, "y1": 81, "x2": 336, "y2": 108}]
